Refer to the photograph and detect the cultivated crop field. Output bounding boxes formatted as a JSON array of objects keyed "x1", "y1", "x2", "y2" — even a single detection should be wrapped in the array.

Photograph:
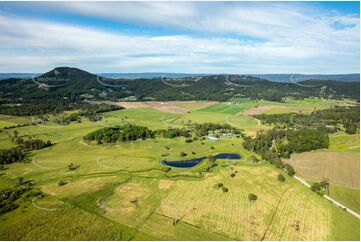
[
  {"x1": 286, "y1": 151, "x2": 360, "y2": 188},
  {"x1": 0, "y1": 99, "x2": 359, "y2": 240}
]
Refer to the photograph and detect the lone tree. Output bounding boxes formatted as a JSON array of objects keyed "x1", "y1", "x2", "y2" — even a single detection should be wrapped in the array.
[
  {"x1": 320, "y1": 178, "x2": 330, "y2": 194},
  {"x1": 311, "y1": 182, "x2": 321, "y2": 193},
  {"x1": 18, "y1": 176, "x2": 24, "y2": 185},
  {"x1": 180, "y1": 151, "x2": 187, "y2": 157},
  {"x1": 277, "y1": 174, "x2": 285, "y2": 182},
  {"x1": 284, "y1": 164, "x2": 295, "y2": 176},
  {"x1": 248, "y1": 193, "x2": 258, "y2": 201}
]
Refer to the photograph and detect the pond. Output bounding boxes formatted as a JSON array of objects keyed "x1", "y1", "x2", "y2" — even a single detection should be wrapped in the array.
[{"x1": 162, "y1": 153, "x2": 241, "y2": 168}]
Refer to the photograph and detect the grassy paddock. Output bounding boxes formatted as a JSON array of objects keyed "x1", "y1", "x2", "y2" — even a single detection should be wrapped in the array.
[{"x1": 0, "y1": 100, "x2": 359, "y2": 240}]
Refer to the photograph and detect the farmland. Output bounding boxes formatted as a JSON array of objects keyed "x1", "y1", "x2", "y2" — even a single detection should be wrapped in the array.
[{"x1": 0, "y1": 99, "x2": 359, "y2": 240}]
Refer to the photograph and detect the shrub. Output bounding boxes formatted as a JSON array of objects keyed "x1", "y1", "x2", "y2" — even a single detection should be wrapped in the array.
[
  {"x1": 58, "y1": 180, "x2": 67, "y2": 186},
  {"x1": 277, "y1": 174, "x2": 285, "y2": 182},
  {"x1": 68, "y1": 163, "x2": 79, "y2": 170},
  {"x1": 249, "y1": 155, "x2": 259, "y2": 163},
  {"x1": 222, "y1": 187, "x2": 229, "y2": 192},
  {"x1": 214, "y1": 183, "x2": 224, "y2": 188},
  {"x1": 248, "y1": 193, "x2": 258, "y2": 201}
]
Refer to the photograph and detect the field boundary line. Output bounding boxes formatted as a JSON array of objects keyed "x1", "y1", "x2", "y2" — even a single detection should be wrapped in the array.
[
  {"x1": 260, "y1": 187, "x2": 290, "y2": 241},
  {"x1": 152, "y1": 211, "x2": 238, "y2": 240},
  {"x1": 294, "y1": 175, "x2": 360, "y2": 219}
]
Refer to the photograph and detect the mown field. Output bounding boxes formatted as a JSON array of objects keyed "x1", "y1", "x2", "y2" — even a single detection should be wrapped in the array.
[
  {"x1": 285, "y1": 130, "x2": 360, "y2": 219},
  {"x1": 0, "y1": 99, "x2": 359, "y2": 240}
]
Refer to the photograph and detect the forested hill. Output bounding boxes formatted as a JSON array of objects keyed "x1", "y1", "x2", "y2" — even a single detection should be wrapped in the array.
[{"x1": 0, "y1": 67, "x2": 359, "y2": 103}]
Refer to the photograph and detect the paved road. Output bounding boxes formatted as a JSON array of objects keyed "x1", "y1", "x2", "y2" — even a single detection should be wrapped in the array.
[{"x1": 294, "y1": 175, "x2": 360, "y2": 219}]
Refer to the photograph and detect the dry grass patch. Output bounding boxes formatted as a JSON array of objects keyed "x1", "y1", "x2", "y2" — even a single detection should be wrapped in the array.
[
  {"x1": 286, "y1": 151, "x2": 360, "y2": 187},
  {"x1": 41, "y1": 176, "x2": 120, "y2": 198},
  {"x1": 103, "y1": 179, "x2": 166, "y2": 228},
  {"x1": 116, "y1": 101, "x2": 219, "y2": 114},
  {"x1": 242, "y1": 105, "x2": 289, "y2": 115},
  {"x1": 158, "y1": 180, "x2": 175, "y2": 190}
]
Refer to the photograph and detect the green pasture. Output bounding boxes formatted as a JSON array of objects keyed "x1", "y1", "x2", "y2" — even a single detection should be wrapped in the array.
[{"x1": 0, "y1": 101, "x2": 359, "y2": 240}]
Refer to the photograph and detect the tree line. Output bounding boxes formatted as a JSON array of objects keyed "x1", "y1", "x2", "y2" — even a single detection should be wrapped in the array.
[
  {"x1": 254, "y1": 106, "x2": 360, "y2": 134},
  {"x1": 83, "y1": 124, "x2": 155, "y2": 144},
  {"x1": 1, "y1": 136, "x2": 52, "y2": 165},
  {"x1": 83, "y1": 122, "x2": 243, "y2": 144},
  {"x1": 242, "y1": 128, "x2": 329, "y2": 176}
]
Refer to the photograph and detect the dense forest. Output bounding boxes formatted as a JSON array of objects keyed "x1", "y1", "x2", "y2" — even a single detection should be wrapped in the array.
[{"x1": 191, "y1": 123, "x2": 244, "y2": 137}]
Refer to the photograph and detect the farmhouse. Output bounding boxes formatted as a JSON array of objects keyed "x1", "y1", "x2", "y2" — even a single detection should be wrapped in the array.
[{"x1": 208, "y1": 134, "x2": 219, "y2": 141}]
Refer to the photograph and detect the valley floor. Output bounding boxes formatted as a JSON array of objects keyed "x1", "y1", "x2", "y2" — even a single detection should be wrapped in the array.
[{"x1": 0, "y1": 98, "x2": 359, "y2": 240}]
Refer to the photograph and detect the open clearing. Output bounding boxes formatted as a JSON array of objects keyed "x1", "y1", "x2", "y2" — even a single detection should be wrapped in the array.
[
  {"x1": 242, "y1": 105, "x2": 290, "y2": 115},
  {"x1": 286, "y1": 151, "x2": 360, "y2": 188},
  {"x1": 117, "y1": 101, "x2": 218, "y2": 114},
  {"x1": 329, "y1": 184, "x2": 360, "y2": 213},
  {"x1": 0, "y1": 101, "x2": 359, "y2": 240}
]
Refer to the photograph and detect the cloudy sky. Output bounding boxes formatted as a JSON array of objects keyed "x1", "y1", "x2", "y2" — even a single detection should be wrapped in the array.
[{"x1": 0, "y1": 1, "x2": 359, "y2": 74}]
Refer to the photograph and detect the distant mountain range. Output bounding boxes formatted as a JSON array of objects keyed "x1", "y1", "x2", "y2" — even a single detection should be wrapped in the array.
[
  {"x1": 0, "y1": 67, "x2": 359, "y2": 103},
  {"x1": 1, "y1": 72, "x2": 359, "y2": 82},
  {"x1": 250, "y1": 74, "x2": 360, "y2": 83}
]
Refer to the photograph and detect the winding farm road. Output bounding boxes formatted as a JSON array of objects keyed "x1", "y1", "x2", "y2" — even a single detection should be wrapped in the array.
[{"x1": 294, "y1": 175, "x2": 360, "y2": 219}]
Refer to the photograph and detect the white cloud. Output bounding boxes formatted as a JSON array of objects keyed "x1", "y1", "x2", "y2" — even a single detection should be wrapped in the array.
[{"x1": 0, "y1": 2, "x2": 359, "y2": 73}]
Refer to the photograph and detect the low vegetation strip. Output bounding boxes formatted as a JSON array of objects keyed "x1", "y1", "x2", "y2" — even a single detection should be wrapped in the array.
[{"x1": 294, "y1": 176, "x2": 360, "y2": 219}]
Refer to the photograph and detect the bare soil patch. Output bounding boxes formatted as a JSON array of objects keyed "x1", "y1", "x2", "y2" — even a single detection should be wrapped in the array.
[
  {"x1": 117, "y1": 101, "x2": 218, "y2": 114},
  {"x1": 242, "y1": 105, "x2": 289, "y2": 115}
]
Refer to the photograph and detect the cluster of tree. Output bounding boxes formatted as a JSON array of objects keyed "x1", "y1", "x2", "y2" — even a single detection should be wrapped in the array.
[
  {"x1": 1, "y1": 135, "x2": 52, "y2": 164},
  {"x1": 83, "y1": 124, "x2": 155, "y2": 144},
  {"x1": 54, "y1": 113, "x2": 81, "y2": 125},
  {"x1": 15, "y1": 138, "x2": 52, "y2": 151},
  {"x1": 310, "y1": 179, "x2": 330, "y2": 196},
  {"x1": 54, "y1": 103, "x2": 123, "y2": 124},
  {"x1": 243, "y1": 128, "x2": 327, "y2": 176},
  {"x1": 243, "y1": 128, "x2": 329, "y2": 159},
  {"x1": 255, "y1": 106, "x2": 359, "y2": 134},
  {"x1": 156, "y1": 128, "x2": 191, "y2": 138},
  {"x1": 191, "y1": 122, "x2": 243, "y2": 137},
  {"x1": 0, "y1": 147, "x2": 25, "y2": 164},
  {"x1": 0, "y1": 185, "x2": 41, "y2": 216},
  {"x1": 79, "y1": 103, "x2": 123, "y2": 122}
]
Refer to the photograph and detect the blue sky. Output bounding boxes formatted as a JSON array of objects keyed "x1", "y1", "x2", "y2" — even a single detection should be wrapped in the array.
[{"x1": 0, "y1": 1, "x2": 359, "y2": 74}]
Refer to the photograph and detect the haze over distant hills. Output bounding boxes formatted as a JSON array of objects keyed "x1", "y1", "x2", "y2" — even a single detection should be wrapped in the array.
[
  {"x1": 0, "y1": 67, "x2": 359, "y2": 104},
  {"x1": 0, "y1": 72, "x2": 359, "y2": 82}
]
